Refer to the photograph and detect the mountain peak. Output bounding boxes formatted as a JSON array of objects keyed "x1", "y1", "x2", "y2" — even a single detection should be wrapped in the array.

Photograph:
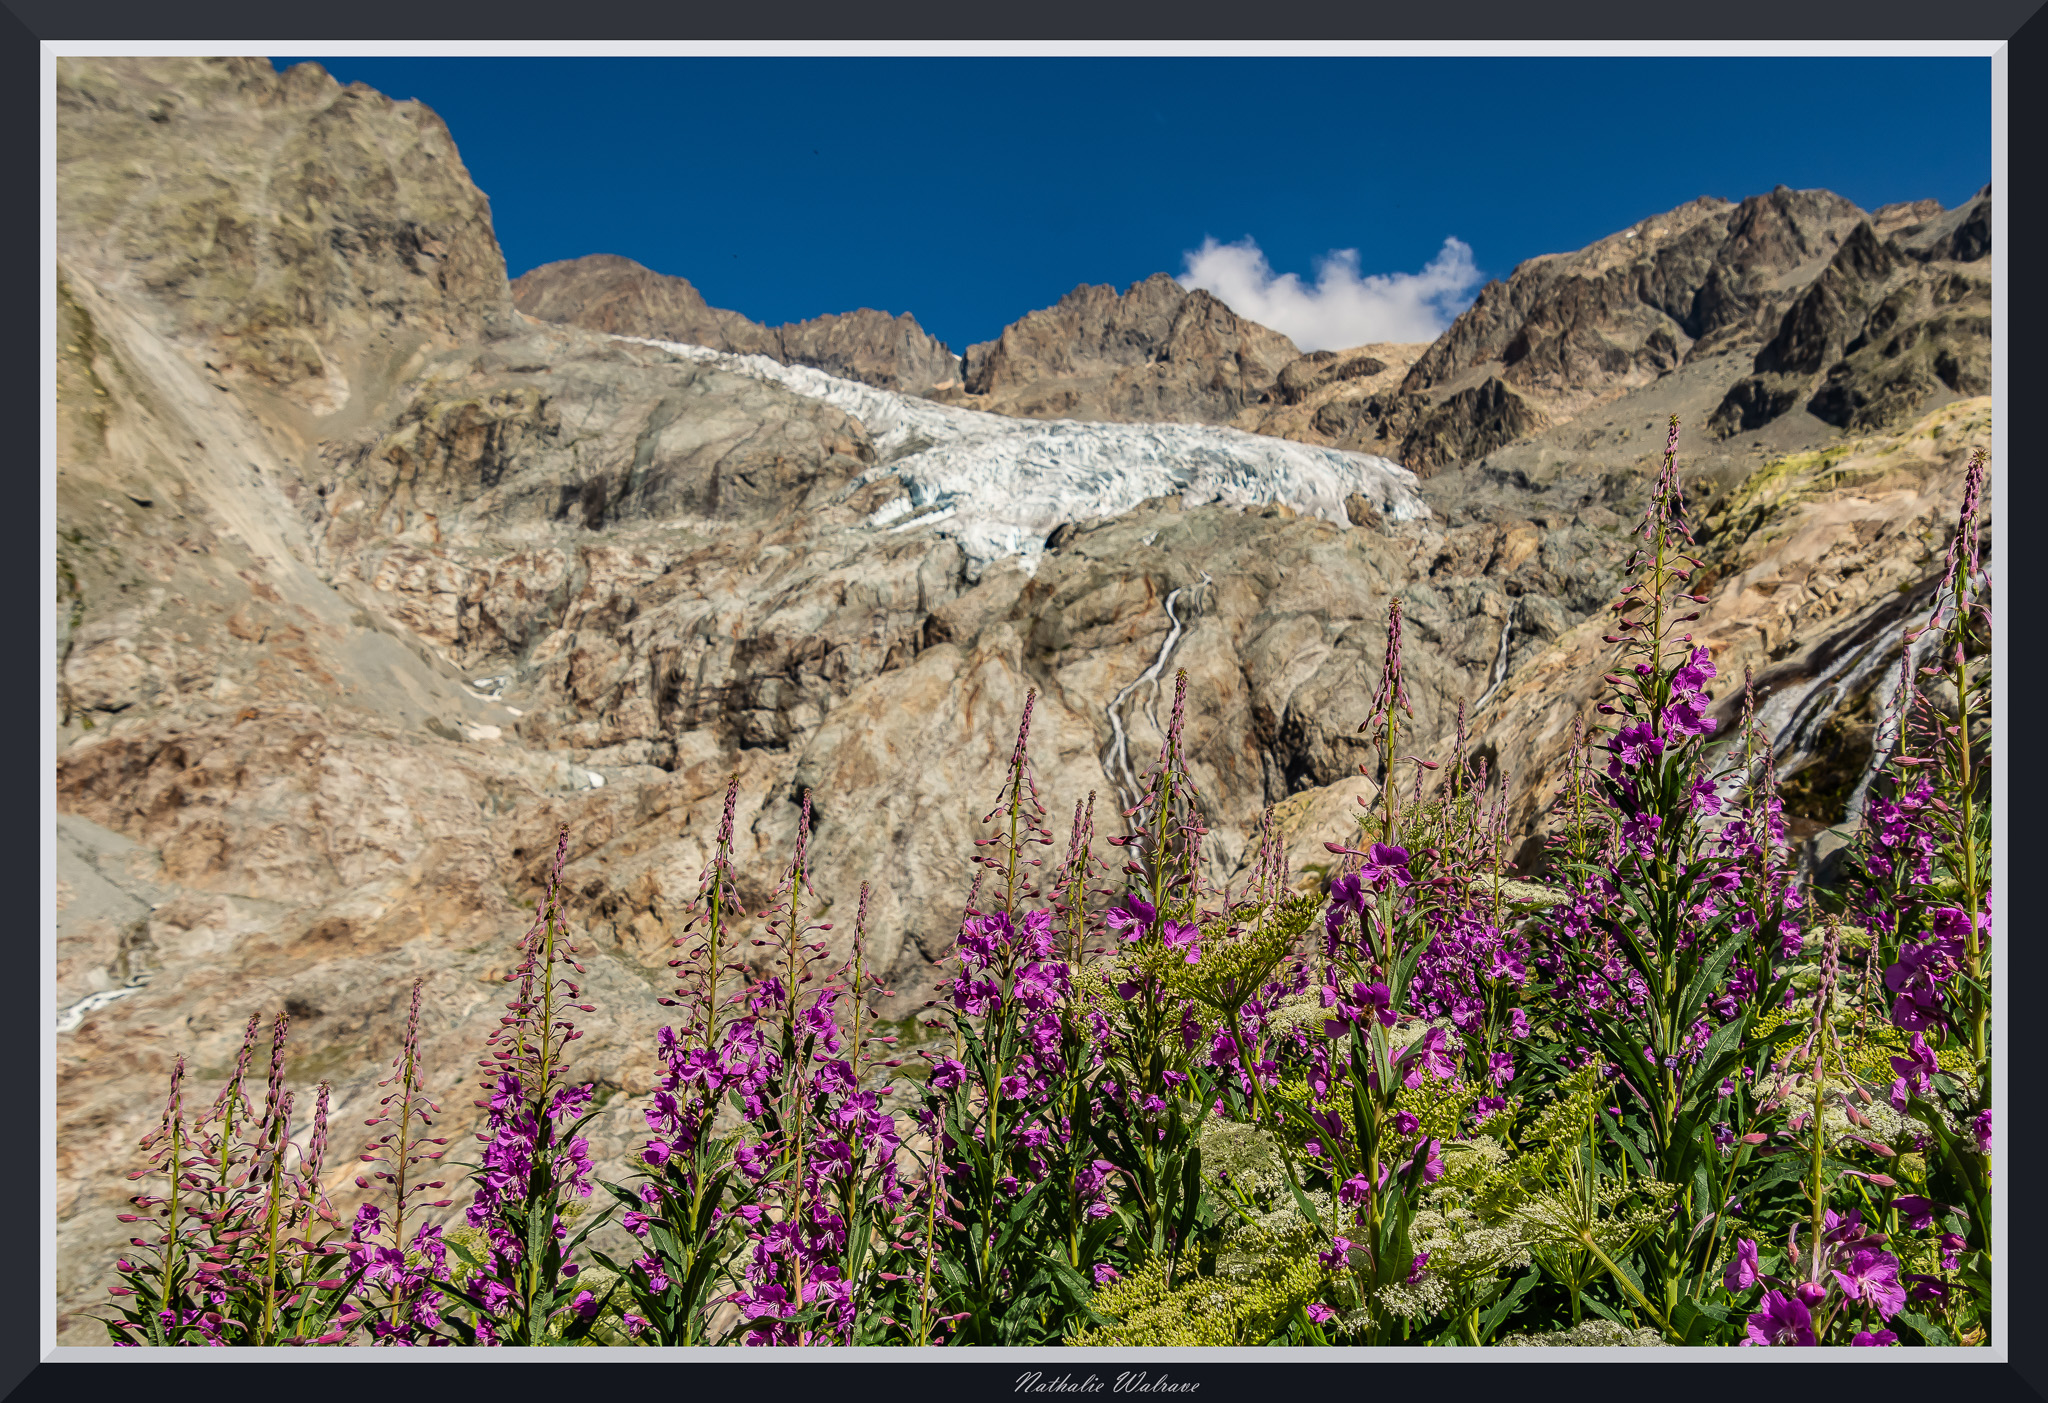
[
  {"x1": 511, "y1": 256, "x2": 958, "y2": 394},
  {"x1": 954, "y1": 272, "x2": 1297, "y2": 424}
]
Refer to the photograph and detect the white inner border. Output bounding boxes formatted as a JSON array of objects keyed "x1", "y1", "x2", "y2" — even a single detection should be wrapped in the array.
[{"x1": 40, "y1": 35, "x2": 2007, "y2": 1366}]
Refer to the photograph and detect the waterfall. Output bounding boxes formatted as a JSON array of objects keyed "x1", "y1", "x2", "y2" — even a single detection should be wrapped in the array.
[
  {"x1": 1472, "y1": 599, "x2": 1518, "y2": 713},
  {"x1": 1709, "y1": 575, "x2": 1942, "y2": 812},
  {"x1": 1102, "y1": 573, "x2": 1212, "y2": 815}
]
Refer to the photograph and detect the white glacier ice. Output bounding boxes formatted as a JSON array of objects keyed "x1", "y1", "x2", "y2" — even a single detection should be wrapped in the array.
[{"x1": 617, "y1": 336, "x2": 1429, "y2": 575}]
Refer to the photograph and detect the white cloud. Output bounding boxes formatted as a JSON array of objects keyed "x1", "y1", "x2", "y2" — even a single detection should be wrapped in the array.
[{"x1": 1177, "y1": 235, "x2": 1484, "y2": 351}]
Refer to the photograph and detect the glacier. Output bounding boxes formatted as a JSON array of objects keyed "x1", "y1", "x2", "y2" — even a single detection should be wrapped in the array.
[{"x1": 618, "y1": 336, "x2": 1429, "y2": 575}]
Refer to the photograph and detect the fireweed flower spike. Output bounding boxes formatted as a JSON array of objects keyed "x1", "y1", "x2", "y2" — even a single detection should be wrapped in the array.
[
  {"x1": 449, "y1": 825, "x2": 611, "y2": 1346},
  {"x1": 598, "y1": 771, "x2": 774, "y2": 1346},
  {"x1": 352, "y1": 977, "x2": 450, "y2": 1341},
  {"x1": 1850, "y1": 446, "x2": 1995, "y2": 1299},
  {"x1": 93, "y1": 1057, "x2": 191, "y2": 1344},
  {"x1": 911, "y1": 689, "x2": 1124, "y2": 1344}
]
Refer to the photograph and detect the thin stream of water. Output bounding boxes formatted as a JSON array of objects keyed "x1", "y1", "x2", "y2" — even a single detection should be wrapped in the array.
[
  {"x1": 1102, "y1": 575, "x2": 1210, "y2": 816},
  {"x1": 1472, "y1": 600, "x2": 1518, "y2": 713}
]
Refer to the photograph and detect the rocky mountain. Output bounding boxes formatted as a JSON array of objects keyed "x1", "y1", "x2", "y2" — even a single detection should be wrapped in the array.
[
  {"x1": 511, "y1": 253, "x2": 963, "y2": 395},
  {"x1": 1708, "y1": 188, "x2": 1991, "y2": 438},
  {"x1": 942, "y1": 273, "x2": 1303, "y2": 424},
  {"x1": 50, "y1": 56, "x2": 1991, "y2": 1344},
  {"x1": 1270, "y1": 185, "x2": 1990, "y2": 478}
]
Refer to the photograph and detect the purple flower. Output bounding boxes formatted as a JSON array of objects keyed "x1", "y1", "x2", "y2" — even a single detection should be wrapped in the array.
[
  {"x1": 1484, "y1": 946, "x2": 1528, "y2": 986},
  {"x1": 1162, "y1": 920, "x2": 1202, "y2": 965},
  {"x1": 1889, "y1": 1034, "x2": 1939, "y2": 1104},
  {"x1": 952, "y1": 976, "x2": 1001, "y2": 1018},
  {"x1": 1305, "y1": 1303, "x2": 1335, "y2": 1325},
  {"x1": 1661, "y1": 692, "x2": 1716, "y2": 739},
  {"x1": 1014, "y1": 962, "x2": 1070, "y2": 1013},
  {"x1": 1487, "y1": 1050, "x2": 1516, "y2": 1089},
  {"x1": 1833, "y1": 1249, "x2": 1907, "y2": 1320},
  {"x1": 350, "y1": 1203, "x2": 383, "y2": 1240},
  {"x1": 1687, "y1": 777, "x2": 1723, "y2": 816},
  {"x1": 1906, "y1": 1275, "x2": 1949, "y2": 1305},
  {"x1": 1403, "y1": 1139, "x2": 1446, "y2": 1185},
  {"x1": 1327, "y1": 873, "x2": 1367, "y2": 913},
  {"x1": 1671, "y1": 647, "x2": 1717, "y2": 693},
  {"x1": 1361, "y1": 843, "x2": 1412, "y2": 890},
  {"x1": 1397, "y1": 1027, "x2": 1457, "y2": 1088},
  {"x1": 1358, "y1": 982, "x2": 1395, "y2": 1025},
  {"x1": 1621, "y1": 811, "x2": 1662, "y2": 858},
  {"x1": 1391, "y1": 1111, "x2": 1420, "y2": 1137},
  {"x1": 1725, "y1": 1238, "x2": 1759, "y2": 1291},
  {"x1": 1743, "y1": 1290, "x2": 1816, "y2": 1347},
  {"x1": 1852, "y1": 1330, "x2": 1899, "y2": 1347},
  {"x1": 1892, "y1": 1195, "x2": 1937, "y2": 1230},
  {"x1": 1889, "y1": 987, "x2": 1944, "y2": 1037},
  {"x1": 1104, "y1": 894, "x2": 1157, "y2": 943},
  {"x1": 1926, "y1": 906, "x2": 1971, "y2": 942},
  {"x1": 1973, "y1": 1108, "x2": 1992, "y2": 1154},
  {"x1": 1093, "y1": 1263, "x2": 1119, "y2": 1286},
  {"x1": 1074, "y1": 1159, "x2": 1116, "y2": 1219},
  {"x1": 1406, "y1": 1252, "x2": 1430, "y2": 1285},
  {"x1": 1507, "y1": 1008, "x2": 1529, "y2": 1040},
  {"x1": 1611, "y1": 722, "x2": 1664, "y2": 769},
  {"x1": 547, "y1": 1084, "x2": 594, "y2": 1121},
  {"x1": 1778, "y1": 922, "x2": 1804, "y2": 961}
]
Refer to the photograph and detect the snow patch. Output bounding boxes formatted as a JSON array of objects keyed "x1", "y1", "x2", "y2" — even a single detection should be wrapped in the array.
[{"x1": 619, "y1": 336, "x2": 1429, "y2": 575}]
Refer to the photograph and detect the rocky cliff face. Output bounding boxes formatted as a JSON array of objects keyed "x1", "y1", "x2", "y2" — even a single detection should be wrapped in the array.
[
  {"x1": 511, "y1": 253, "x2": 963, "y2": 395},
  {"x1": 945, "y1": 273, "x2": 1302, "y2": 424},
  {"x1": 1280, "y1": 185, "x2": 1989, "y2": 479},
  {"x1": 51, "y1": 56, "x2": 1991, "y2": 1344},
  {"x1": 1710, "y1": 188, "x2": 1991, "y2": 438},
  {"x1": 58, "y1": 57, "x2": 516, "y2": 423}
]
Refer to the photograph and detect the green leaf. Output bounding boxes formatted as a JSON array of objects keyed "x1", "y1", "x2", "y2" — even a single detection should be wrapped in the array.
[
  {"x1": 1670, "y1": 1292, "x2": 1731, "y2": 1345},
  {"x1": 1476, "y1": 1270, "x2": 1538, "y2": 1341},
  {"x1": 1893, "y1": 1310, "x2": 1953, "y2": 1347},
  {"x1": 1045, "y1": 1259, "x2": 1108, "y2": 1325},
  {"x1": 1578, "y1": 1292, "x2": 1626, "y2": 1327}
]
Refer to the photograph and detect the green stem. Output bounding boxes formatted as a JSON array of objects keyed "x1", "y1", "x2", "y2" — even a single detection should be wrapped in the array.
[
  {"x1": 1578, "y1": 1231, "x2": 1677, "y2": 1342},
  {"x1": 258, "y1": 1125, "x2": 287, "y2": 1345}
]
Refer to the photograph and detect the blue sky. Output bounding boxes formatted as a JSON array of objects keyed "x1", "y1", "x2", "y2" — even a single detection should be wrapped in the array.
[{"x1": 273, "y1": 57, "x2": 1991, "y2": 354}]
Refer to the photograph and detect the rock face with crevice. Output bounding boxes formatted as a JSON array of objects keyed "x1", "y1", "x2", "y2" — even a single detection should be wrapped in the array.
[{"x1": 51, "y1": 56, "x2": 1991, "y2": 1344}]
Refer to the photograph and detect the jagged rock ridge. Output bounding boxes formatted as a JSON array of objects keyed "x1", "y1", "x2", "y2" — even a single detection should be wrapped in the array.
[
  {"x1": 940, "y1": 272, "x2": 1302, "y2": 425},
  {"x1": 511, "y1": 252, "x2": 962, "y2": 395},
  {"x1": 1253, "y1": 185, "x2": 1989, "y2": 478}
]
